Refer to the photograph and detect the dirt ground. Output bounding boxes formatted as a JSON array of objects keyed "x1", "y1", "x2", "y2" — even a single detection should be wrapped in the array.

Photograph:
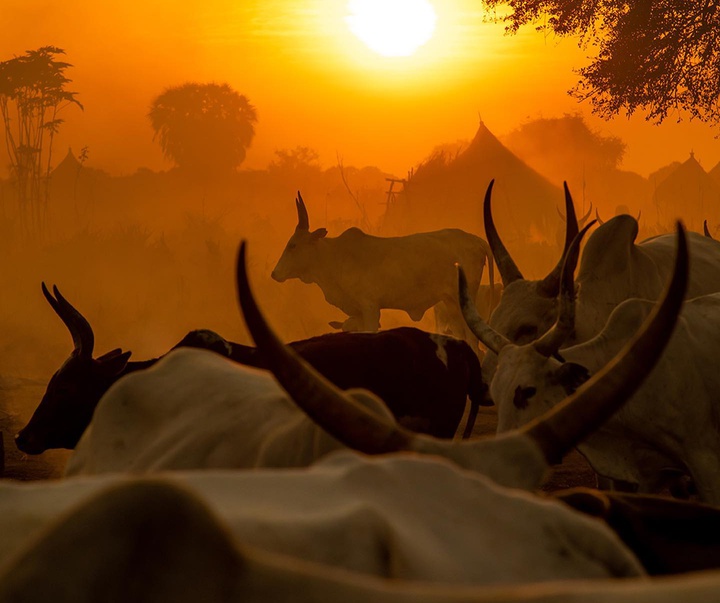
[{"x1": 0, "y1": 380, "x2": 597, "y2": 490}]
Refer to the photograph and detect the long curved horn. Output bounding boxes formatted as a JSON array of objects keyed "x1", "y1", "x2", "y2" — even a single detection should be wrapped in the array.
[
  {"x1": 537, "y1": 182, "x2": 580, "y2": 298},
  {"x1": 483, "y1": 180, "x2": 523, "y2": 286},
  {"x1": 523, "y1": 222, "x2": 688, "y2": 465},
  {"x1": 595, "y1": 208, "x2": 605, "y2": 225},
  {"x1": 236, "y1": 242, "x2": 414, "y2": 454},
  {"x1": 295, "y1": 191, "x2": 309, "y2": 231},
  {"x1": 704, "y1": 220, "x2": 714, "y2": 239},
  {"x1": 458, "y1": 264, "x2": 510, "y2": 355},
  {"x1": 533, "y1": 221, "x2": 595, "y2": 358},
  {"x1": 42, "y1": 283, "x2": 94, "y2": 358}
]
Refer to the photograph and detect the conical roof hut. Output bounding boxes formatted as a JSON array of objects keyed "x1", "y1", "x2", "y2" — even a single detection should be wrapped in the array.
[
  {"x1": 383, "y1": 121, "x2": 563, "y2": 276},
  {"x1": 652, "y1": 152, "x2": 720, "y2": 232}
]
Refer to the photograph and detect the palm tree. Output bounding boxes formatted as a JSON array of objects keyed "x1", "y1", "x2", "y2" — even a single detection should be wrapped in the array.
[{"x1": 148, "y1": 82, "x2": 257, "y2": 175}]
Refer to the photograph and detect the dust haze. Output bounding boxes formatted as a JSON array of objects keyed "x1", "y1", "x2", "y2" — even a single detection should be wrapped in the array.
[
  {"x1": 2, "y1": 118, "x2": 714, "y2": 373},
  {"x1": 1, "y1": 48, "x2": 718, "y2": 473}
]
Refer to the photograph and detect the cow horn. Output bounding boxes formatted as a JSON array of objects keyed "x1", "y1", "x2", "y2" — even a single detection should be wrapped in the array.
[
  {"x1": 42, "y1": 283, "x2": 95, "y2": 358},
  {"x1": 533, "y1": 221, "x2": 595, "y2": 358},
  {"x1": 579, "y1": 203, "x2": 593, "y2": 226},
  {"x1": 457, "y1": 264, "x2": 510, "y2": 355},
  {"x1": 483, "y1": 180, "x2": 523, "y2": 286},
  {"x1": 236, "y1": 242, "x2": 414, "y2": 454},
  {"x1": 704, "y1": 220, "x2": 713, "y2": 239},
  {"x1": 295, "y1": 191, "x2": 309, "y2": 231},
  {"x1": 537, "y1": 182, "x2": 580, "y2": 298},
  {"x1": 522, "y1": 222, "x2": 688, "y2": 465},
  {"x1": 595, "y1": 208, "x2": 605, "y2": 225}
]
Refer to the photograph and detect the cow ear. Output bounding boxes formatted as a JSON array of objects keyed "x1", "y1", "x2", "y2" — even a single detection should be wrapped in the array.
[
  {"x1": 311, "y1": 228, "x2": 327, "y2": 239},
  {"x1": 96, "y1": 349, "x2": 132, "y2": 377},
  {"x1": 552, "y1": 362, "x2": 590, "y2": 395}
]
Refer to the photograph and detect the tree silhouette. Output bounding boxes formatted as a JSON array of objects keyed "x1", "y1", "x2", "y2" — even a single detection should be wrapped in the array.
[
  {"x1": 148, "y1": 82, "x2": 257, "y2": 176},
  {"x1": 0, "y1": 46, "x2": 82, "y2": 237},
  {"x1": 483, "y1": 1, "x2": 720, "y2": 127}
]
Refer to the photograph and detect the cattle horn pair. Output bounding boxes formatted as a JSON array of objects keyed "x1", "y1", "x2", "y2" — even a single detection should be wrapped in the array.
[
  {"x1": 532, "y1": 221, "x2": 596, "y2": 358},
  {"x1": 484, "y1": 180, "x2": 580, "y2": 298},
  {"x1": 557, "y1": 202, "x2": 592, "y2": 226},
  {"x1": 237, "y1": 223, "x2": 688, "y2": 471},
  {"x1": 42, "y1": 283, "x2": 94, "y2": 359},
  {"x1": 458, "y1": 221, "x2": 593, "y2": 358}
]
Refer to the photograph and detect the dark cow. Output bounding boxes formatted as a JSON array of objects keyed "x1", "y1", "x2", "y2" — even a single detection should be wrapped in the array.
[
  {"x1": 227, "y1": 328, "x2": 489, "y2": 439},
  {"x1": 556, "y1": 488, "x2": 720, "y2": 576},
  {"x1": 14, "y1": 284, "x2": 234, "y2": 454},
  {"x1": 16, "y1": 286, "x2": 487, "y2": 454},
  {"x1": 272, "y1": 191, "x2": 493, "y2": 344}
]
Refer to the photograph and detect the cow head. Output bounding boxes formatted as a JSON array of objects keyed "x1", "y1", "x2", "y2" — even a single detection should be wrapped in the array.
[
  {"x1": 463, "y1": 221, "x2": 664, "y2": 441},
  {"x1": 236, "y1": 224, "x2": 687, "y2": 490},
  {"x1": 485, "y1": 179, "x2": 585, "y2": 345},
  {"x1": 271, "y1": 191, "x2": 327, "y2": 283},
  {"x1": 15, "y1": 285, "x2": 131, "y2": 454}
]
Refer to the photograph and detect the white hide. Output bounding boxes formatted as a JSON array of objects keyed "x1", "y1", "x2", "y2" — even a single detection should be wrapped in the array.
[
  {"x1": 491, "y1": 292, "x2": 720, "y2": 503},
  {"x1": 1, "y1": 452, "x2": 643, "y2": 586},
  {"x1": 65, "y1": 347, "x2": 549, "y2": 491},
  {"x1": 487, "y1": 218, "x2": 720, "y2": 362}
]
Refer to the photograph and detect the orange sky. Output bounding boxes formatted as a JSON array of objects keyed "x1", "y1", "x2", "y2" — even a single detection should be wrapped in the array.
[{"x1": 3, "y1": 0, "x2": 720, "y2": 178}]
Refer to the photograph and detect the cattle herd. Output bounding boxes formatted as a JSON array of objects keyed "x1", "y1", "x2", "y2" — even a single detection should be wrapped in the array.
[{"x1": 3, "y1": 181, "x2": 720, "y2": 601}]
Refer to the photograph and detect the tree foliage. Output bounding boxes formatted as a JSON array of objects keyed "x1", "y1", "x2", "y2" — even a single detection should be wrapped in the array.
[
  {"x1": 148, "y1": 82, "x2": 257, "y2": 176},
  {"x1": 0, "y1": 46, "x2": 82, "y2": 237},
  {"x1": 483, "y1": 1, "x2": 720, "y2": 126},
  {"x1": 505, "y1": 113, "x2": 626, "y2": 170}
]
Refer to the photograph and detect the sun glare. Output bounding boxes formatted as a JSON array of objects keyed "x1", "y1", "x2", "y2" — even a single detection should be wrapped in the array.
[{"x1": 345, "y1": 0, "x2": 437, "y2": 58}]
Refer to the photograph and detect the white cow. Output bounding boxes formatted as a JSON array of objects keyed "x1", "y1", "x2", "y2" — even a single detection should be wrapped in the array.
[
  {"x1": 271, "y1": 191, "x2": 493, "y2": 343},
  {"x1": 0, "y1": 454, "x2": 645, "y2": 586},
  {"x1": 482, "y1": 180, "x2": 720, "y2": 380},
  {"x1": 462, "y1": 222, "x2": 720, "y2": 503},
  {"x1": 2, "y1": 474, "x2": 720, "y2": 603},
  {"x1": 66, "y1": 228, "x2": 687, "y2": 488}
]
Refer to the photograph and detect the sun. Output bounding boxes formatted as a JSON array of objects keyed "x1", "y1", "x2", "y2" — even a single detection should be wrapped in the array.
[{"x1": 345, "y1": 0, "x2": 437, "y2": 58}]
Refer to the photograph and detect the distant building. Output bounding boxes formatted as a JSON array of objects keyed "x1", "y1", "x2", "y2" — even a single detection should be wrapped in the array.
[
  {"x1": 652, "y1": 152, "x2": 720, "y2": 232},
  {"x1": 380, "y1": 121, "x2": 565, "y2": 277}
]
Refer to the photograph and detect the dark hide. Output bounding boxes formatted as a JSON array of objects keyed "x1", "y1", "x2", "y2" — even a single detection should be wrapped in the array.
[{"x1": 556, "y1": 487, "x2": 720, "y2": 575}]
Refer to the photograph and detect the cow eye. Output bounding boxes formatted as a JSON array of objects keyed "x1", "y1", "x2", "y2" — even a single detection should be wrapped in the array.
[{"x1": 513, "y1": 385, "x2": 536, "y2": 409}]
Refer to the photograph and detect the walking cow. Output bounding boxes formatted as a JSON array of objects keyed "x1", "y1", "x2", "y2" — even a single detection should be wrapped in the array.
[{"x1": 271, "y1": 191, "x2": 494, "y2": 344}]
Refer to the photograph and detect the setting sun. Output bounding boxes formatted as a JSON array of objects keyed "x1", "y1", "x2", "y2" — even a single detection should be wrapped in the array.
[{"x1": 345, "y1": 0, "x2": 437, "y2": 57}]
